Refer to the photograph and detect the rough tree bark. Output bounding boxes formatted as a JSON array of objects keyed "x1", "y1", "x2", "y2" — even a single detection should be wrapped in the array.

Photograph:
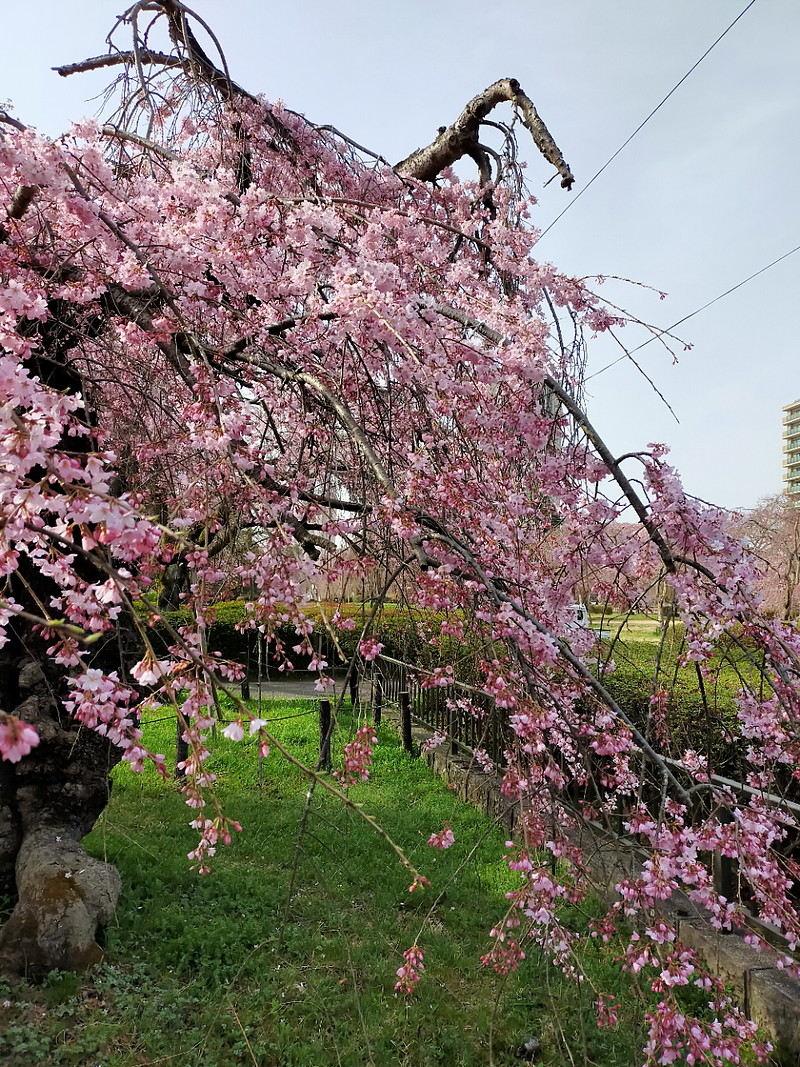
[
  {"x1": 0, "y1": 648, "x2": 122, "y2": 976},
  {"x1": 54, "y1": 20, "x2": 573, "y2": 192},
  {"x1": 395, "y1": 77, "x2": 574, "y2": 189}
]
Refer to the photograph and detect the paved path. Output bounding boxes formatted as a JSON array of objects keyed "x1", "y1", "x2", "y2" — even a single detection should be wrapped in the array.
[{"x1": 247, "y1": 670, "x2": 369, "y2": 702}]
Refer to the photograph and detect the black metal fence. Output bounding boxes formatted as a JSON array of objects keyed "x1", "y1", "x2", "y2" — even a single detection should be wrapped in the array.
[
  {"x1": 371, "y1": 653, "x2": 513, "y2": 767},
  {"x1": 368, "y1": 652, "x2": 800, "y2": 919}
]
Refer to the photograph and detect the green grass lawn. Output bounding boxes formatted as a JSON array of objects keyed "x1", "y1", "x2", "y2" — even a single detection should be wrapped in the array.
[
  {"x1": 0, "y1": 694, "x2": 772, "y2": 1066},
  {"x1": 589, "y1": 611, "x2": 667, "y2": 645}
]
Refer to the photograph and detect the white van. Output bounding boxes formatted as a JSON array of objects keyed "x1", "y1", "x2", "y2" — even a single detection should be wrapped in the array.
[{"x1": 571, "y1": 603, "x2": 590, "y2": 629}]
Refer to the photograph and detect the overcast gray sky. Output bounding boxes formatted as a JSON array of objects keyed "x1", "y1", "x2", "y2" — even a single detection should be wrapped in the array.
[{"x1": 3, "y1": 0, "x2": 798, "y2": 513}]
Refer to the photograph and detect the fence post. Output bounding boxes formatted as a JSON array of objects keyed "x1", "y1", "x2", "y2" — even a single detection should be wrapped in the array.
[
  {"x1": 713, "y1": 851, "x2": 738, "y2": 905},
  {"x1": 175, "y1": 717, "x2": 189, "y2": 779},
  {"x1": 401, "y1": 690, "x2": 413, "y2": 754},
  {"x1": 241, "y1": 626, "x2": 251, "y2": 700},
  {"x1": 712, "y1": 809, "x2": 738, "y2": 906},
  {"x1": 349, "y1": 657, "x2": 360, "y2": 708},
  {"x1": 319, "y1": 698, "x2": 332, "y2": 771},
  {"x1": 372, "y1": 674, "x2": 383, "y2": 727}
]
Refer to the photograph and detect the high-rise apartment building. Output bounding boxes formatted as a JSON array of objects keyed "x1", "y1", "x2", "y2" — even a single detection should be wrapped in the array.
[{"x1": 783, "y1": 399, "x2": 800, "y2": 501}]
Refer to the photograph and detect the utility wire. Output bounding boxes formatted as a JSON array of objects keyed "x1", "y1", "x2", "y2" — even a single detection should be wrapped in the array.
[
  {"x1": 586, "y1": 241, "x2": 800, "y2": 381},
  {"x1": 537, "y1": 0, "x2": 758, "y2": 241}
]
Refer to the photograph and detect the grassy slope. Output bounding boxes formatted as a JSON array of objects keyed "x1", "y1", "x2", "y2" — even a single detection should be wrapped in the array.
[{"x1": 0, "y1": 695, "x2": 669, "y2": 1067}]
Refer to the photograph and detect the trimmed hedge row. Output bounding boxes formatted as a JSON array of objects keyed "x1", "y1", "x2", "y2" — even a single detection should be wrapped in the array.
[
  {"x1": 134, "y1": 600, "x2": 479, "y2": 674},
  {"x1": 134, "y1": 599, "x2": 753, "y2": 771}
]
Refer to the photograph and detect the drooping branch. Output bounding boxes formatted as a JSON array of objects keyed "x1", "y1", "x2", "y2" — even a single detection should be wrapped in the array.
[
  {"x1": 54, "y1": 3, "x2": 254, "y2": 104},
  {"x1": 159, "y1": 0, "x2": 252, "y2": 104},
  {"x1": 0, "y1": 114, "x2": 38, "y2": 244},
  {"x1": 262, "y1": 474, "x2": 369, "y2": 516},
  {"x1": 102, "y1": 282, "x2": 194, "y2": 386},
  {"x1": 218, "y1": 333, "x2": 691, "y2": 804},
  {"x1": 56, "y1": 0, "x2": 303, "y2": 177},
  {"x1": 55, "y1": 5, "x2": 259, "y2": 129},
  {"x1": 240, "y1": 352, "x2": 395, "y2": 495},
  {"x1": 421, "y1": 521, "x2": 693, "y2": 807},
  {"x1": 57, "y1": 17, "x2": 570, "y2": 196},
  {"x1": 101, "y1": 124, "x2": 182, "y2": 161},
  {"x1": 431, "y1": 303, "x2": 791, "y2": 701},
  {"x1": 395, "y1": 78, "x2": 574, "y2": 189},
  {"x1": 542, "y1": 374, "x2": 677, "y2": 574},
  {"x1": 0, "y1": 110, "x2": 27, "y2": 132},
  {"x1": 7, "y1": 184, "x2": 38, "y2": 222},
  {"x1": 218, "y1": 344, "x2": 436, "y2": 570}
]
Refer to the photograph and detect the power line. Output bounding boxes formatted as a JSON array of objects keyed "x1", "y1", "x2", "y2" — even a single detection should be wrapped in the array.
[
  {"x1": 585, "y1": 241, "x2": 800, "y2": 381},
  {"x1": 537, "y1": 0, "x2": 758, "y2": 241}
]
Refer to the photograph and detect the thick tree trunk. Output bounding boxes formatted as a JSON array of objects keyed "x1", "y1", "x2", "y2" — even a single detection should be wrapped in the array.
[
  {"x1": 158, "y1": 559, "x2": 189, "y2": 610},
  {"x1": 0, "y1": 827, "x2": 120, "y2": 976},
  {"x1": 0, "y1": 314, "x2": 130, "y2": 976},
  {"x1": 0, "y1": 646, "x2": 124, "y2": 977}
]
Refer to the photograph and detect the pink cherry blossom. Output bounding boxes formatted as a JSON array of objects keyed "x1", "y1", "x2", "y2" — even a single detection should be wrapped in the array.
[
  {"x1": 130, "y1": 655, "x2": 171, "y2": 686},
  {"x1": 334, "y1": 724, "x2": 377, "y2": 787},
  {"x1": 427, "y1": 825, "x2": 455, "y2": 850},
  {"x1": 421, "y1": 730, "x2": 448, "y2": 752},
  {"x1": 0, "y1": 32, "x2": 796, "y2": 1061},
  {"x1": 394, "y1": 943, "x2": 425, "y2": 994},
  {"x1": 359, "y1": 637, "x2": 384, "y2": 662},
  {"x1": 0, "y1": 716, "x2": 39, "y2": 763}
]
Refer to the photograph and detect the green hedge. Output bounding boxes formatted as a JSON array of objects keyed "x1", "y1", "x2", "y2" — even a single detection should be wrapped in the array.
[
  {"x1": 133, "y1": 600, "x2": 482, "y2": 673},
  {"x1": 596, "y1": 637, "x2": 760, "y2": 774}
]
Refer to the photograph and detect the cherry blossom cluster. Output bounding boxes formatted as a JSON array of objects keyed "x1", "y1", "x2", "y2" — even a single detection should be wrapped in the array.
[
  {"x1": 358, "y1": 637, "x2": 384, "y2": 662},
  {"x1": 1, "y1": 84, "x2": 798, "y2": 1062},
  {"x1": 642, "y1": 994, "x2": 770, "y2": 1065},
  {"x1": 63, "y1": 670, "x2": 166, "y2": 775},
  {"x1": 420, "y1": 730, "x2": 448, "y2": 752},
  {"x1": 394, "y1": 943, "x2": 425, "y2": 994},
  {"x1": 333, "y1": 723, "x2": 377, "y2": 787},
  {"x1": 0, "y1": 714, "x2": 39, "y2": 763},
  {"x1": 427, "y1": 824, "x2": 455, "y2": 850}
]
